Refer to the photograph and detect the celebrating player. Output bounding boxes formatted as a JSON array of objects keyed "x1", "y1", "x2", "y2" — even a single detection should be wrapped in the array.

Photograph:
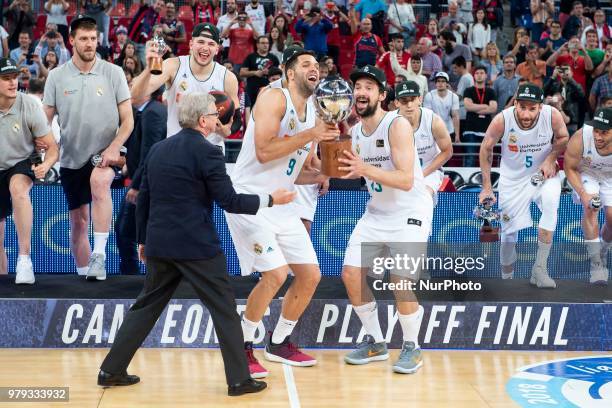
[
  {"x1": 564, "y1": 107, "x2": 612, "y2": 285},
  {"x1": 479, "y1": 84, "x2": 569, "y2": 288},
  {"x1": 394, "y1": 80, "x2": 453, "y2": 202},
  {"x1": 130, "y1": 23, "x2": 237, "y2": 151},
  {"x1": 226, "y1": 47, "x2": 338, "y2": 378},
  {"x1": 339, "y1": 66, "x2": 433, "y2": 374}
]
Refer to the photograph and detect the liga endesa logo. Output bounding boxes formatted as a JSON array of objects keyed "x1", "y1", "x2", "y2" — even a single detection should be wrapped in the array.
[{"x1": 506, "y1": 356, "x2": 612, "y2": 407}]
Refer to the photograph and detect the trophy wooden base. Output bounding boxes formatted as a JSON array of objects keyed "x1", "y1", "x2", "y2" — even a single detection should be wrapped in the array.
[
  {"x1": 479, "y1": 225, "x2": 500, "y2": 242},
  {"x1": 320, "y1": 135, "x2": 353, "y2": 178},
  {"x1": 150, "y1": 59, "x2": 163, "y2": 75}
]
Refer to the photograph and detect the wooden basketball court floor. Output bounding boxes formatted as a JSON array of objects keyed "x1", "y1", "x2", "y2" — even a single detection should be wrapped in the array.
[{"x1": 0, "y1": 349, "x2": 607, "y2": 407}]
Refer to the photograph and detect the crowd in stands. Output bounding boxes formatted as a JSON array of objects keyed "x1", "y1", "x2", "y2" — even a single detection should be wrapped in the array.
[{"x1": 2, "y1": 0, "x2": 612, "y2": 166}]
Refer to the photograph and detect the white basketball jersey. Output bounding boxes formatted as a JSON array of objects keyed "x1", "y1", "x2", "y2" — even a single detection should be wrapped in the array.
[
  {"x1": 231, "y1": 88, "x2": 316, "y2": 194},
  {"x1": 351, "y1": 111, "x2": 432, "y2": 217},
  {"x1": 580, "y1": 125, "x2": 612, "y2": 180},
  {"x1": 500, "y1": 104, "x2": 554, "y2": 181},
  {"x1": 414, "y1": 107, "x2": 441, "y2": 168},
  {"x1": 166, "y1": 57, "x2": 228, "y2": 149}
]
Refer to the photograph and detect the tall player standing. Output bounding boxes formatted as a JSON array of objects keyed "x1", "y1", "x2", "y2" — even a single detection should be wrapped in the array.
[
  {"x1": 479, "y1": 84, "x2": 569, "y2": 287},
  {"x1": 130, "y1": 23, "x2": 237, "y2": 151},
  {"x1": 338, "y1": 66, "x2": 433, "y2": 374},
  {"x1": 394, "y1": 80, "x2": 453, "y2": 202},
  {"x1": 227, "y1": 48, "x2": 339, "y2": 378},
  {"x1": 264, "y1": 46, "x2": 330, "y2": 234},
  {"x1": 564, "y1": 107, "x2": 612, "y2": 285}
]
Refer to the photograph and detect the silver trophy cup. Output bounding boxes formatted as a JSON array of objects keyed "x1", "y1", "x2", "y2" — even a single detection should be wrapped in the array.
[{"x1": 313, "y1": 77, "x2": 355, "y2": 178}]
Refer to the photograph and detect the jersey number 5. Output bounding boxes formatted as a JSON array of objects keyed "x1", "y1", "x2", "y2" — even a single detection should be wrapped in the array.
[{"x1": 525, "y1": 155, "x2": 533, "y2": 168}]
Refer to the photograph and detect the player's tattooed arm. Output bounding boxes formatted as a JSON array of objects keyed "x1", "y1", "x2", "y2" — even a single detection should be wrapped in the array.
[
  {"x1": 479, "y1": 113, "x2": 504, "y2": 204},
  {"x1": 563, "y1": 129, "x2": 589, "y2": 205},
  {"x1": 548, "y1": 107, "x2": 570, "y2": 163},
  {"x1": 422, "y1": 115, "x2": 453, "y2": 177}
]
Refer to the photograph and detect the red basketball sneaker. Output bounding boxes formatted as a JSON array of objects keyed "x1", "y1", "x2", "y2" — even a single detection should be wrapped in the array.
[
  {"x1": 263, "y1": 332, "x2": 317, "y2": 367},
  {"x1": 245, "y1": 342, "x2": 268, "y2": 379}
]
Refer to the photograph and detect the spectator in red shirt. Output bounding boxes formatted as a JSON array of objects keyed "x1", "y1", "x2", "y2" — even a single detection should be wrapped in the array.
[
  {"x1": 377, "y1": 34, "x2": 411, "y2": 87},
  {"x1": 546, "y1": 36, "x2": 593, "y2": 92},
  {"x1": 191, "y1": 0, "x2": 217, "y2": 25},
  {"x1": 221, "y1": 11, "x2": 260, "y2": 71},
  {"x1": 127, "y1": 0, "x2": 164, "y2": 62},
  {"x1": 322, "y1": 2, "x2": 349, "y2": 68}
]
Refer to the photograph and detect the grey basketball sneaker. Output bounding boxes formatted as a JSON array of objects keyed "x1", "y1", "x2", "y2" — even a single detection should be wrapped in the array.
[
  {"x1": 530, "y1": 264, "x2": 556, "y2": 288},
  {"x1": 392, "y1": 341, "x2": 423, "y2": 374},
  {"x1": 344, "y1": 335, "x2": 389, "y2": 365},
  {"x1": 86, "y1": 253, "x2": 107, "y2": 281},
  {"x1": 590, "y1": 262, "x2": 609, "y2": 286}
]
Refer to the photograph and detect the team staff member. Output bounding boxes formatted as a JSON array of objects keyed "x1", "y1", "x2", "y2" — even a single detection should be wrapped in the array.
[
  {"x1": 43, "y1": 15, "x2": 133, "y2": 281},
  {"x1": 0, "y1": 57, "x2": 58, "y2": 284},
  {"x1": 98, "y1": 92, "x2": 294, "y2": 396}
]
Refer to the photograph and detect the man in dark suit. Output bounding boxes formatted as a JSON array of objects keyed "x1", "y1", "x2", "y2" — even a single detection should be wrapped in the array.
[
  {"x1": 115, "y1": 86, "x2": 167, "y2": 275},
  {"x1": 98, "y1": 92, "x2": 296, "y2": 396}
]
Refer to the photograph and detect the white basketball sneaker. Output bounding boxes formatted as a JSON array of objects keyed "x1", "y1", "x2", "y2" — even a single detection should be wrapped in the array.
[{"x1": 15, "y1": 257, "x2": 35, "y2": 285}]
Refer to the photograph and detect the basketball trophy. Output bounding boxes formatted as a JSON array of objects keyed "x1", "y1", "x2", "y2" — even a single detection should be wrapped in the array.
[
  {"x1": 91, "y1": 146, "x2": 128, "y2": 169},
  {"x1": 313, "y1": 77, "x2": 355, "y2": 178},
  {"x1": 474, "y1": 197, "x2": 501, "y2": 242},
  {"x1": 590, "y1": 194, "x2": 602, "y2": 209},
  {"x1": 530, "y1": 170, "x2": 545, "y2": 186},
  {"x1": 150, "y1": 35, "x2": 167, "y2": 75}
]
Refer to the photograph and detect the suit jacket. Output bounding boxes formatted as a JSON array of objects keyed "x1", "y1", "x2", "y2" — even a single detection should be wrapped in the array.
[
  {"x1": 127, "y1": 100, "x2": 167, "y2": 190},
  {"x1": 136, "y1": 128, "x2": 261, "y2": 259}
]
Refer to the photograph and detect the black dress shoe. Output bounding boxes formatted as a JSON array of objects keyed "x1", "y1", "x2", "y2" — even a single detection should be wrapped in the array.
[
  {"x1": 97, "y1": 370, "x2": 140, "y2": 387},
  {"x1": 228, "y1": 378, "x2": 267, "y2": 396}
]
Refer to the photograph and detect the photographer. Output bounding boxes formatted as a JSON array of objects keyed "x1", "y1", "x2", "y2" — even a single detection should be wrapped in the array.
[
  {"x1": 33, "y1": 30, "x2": 70, "y2": 66},
  {"x1": 322, "y1": 2, "x2": 349, "y2": 67},
  {"x1": 9, "y1": 31, "x2": 38, "y2": 79},
  {"x1": 3, "y1": 0, "x2": 35, "y2": 50},
  {"x1": 295, "y1": 7, "x2": 333, "y2": 60},
  {"x1": 221, "y1": 11, "x2": 260, "y2": 71},
  {"x1": 546, "y1": 37, "x2": 593, "y2": 93},
  {"x1": 544, "y1": 64, "x2": 586, "y2": 132}
]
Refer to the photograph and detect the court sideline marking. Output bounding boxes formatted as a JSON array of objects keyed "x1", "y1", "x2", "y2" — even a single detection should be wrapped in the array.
[{"x1": 282, "y1": 364, "x2": 301, "y2": 408}]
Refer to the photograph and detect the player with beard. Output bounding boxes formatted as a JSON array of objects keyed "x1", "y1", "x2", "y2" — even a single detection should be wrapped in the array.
[
  {"x1": 339, "y1": 66, "x2": 433, "y2": 374},
  {"x1": 564, "y1": 107, "x2": 612, "y2": 285},
  {"x1": 394, "y1": 80, "x2": 452, "y2": 202},
  {"x1": 42, "y1": 15, "x2": 133, "y2": 281},
  {"x1": 130, "y1": 23, "x2": 238, "y2": 152},
  {"x1": 263, "y1": 46, "x2": 330, "y2": 234},
  {"x1": 227, "y1": 49, "x2": 339, "y2": 378},
  {"x1": 479, "y1": 84, "x2": 569, "y2": 287}
]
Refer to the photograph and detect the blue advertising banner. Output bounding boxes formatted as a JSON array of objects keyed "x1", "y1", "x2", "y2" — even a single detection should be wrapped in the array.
[
  {"x1": 0, "y1": 299, "x2": 609, "y2": 350},
  {"x1": 1, "y1": 187, "x2": 606, "y2": 277}
]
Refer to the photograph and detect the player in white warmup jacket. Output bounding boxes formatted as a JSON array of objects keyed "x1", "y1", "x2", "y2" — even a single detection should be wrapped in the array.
[
  {"x1": 479, "y1": 83, "x2": 569, "y2": 288},
  {"x1": 564, "y1": 107, "x2": 612, "y2": 285},
  {"x1": 338, "y1": 66, "x2": 433, "y2": 375},
  {"x1": 227, "y1": 47, "x2": 338, "y2": 378},
  {"x1": 394, "y1": 80, "x2": 452, "y2": 203}
]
